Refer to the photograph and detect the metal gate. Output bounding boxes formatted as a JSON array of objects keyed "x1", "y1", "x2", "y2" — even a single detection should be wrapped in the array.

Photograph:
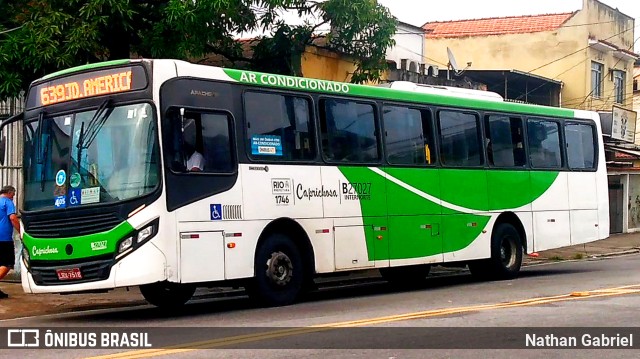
[
  {"x1": 608, "y1": 176, "x2": 623, "y2": 234},
  {"x1": 0, "y1": 95, "x2": 24, "y2": 209}
]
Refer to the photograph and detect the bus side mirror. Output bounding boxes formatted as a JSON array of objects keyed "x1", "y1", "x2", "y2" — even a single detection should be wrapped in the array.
[{"x1": 0, "y1": 112, "x2": 25, "y2": 166}]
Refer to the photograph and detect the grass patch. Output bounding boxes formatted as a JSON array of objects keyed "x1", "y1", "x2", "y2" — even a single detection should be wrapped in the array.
[
  {"x1": 573, "y1": 253, "x2": 585, "y2": 260},
  {"x1": 549, "y1": 255, "x2": 564, "y2": 261}
]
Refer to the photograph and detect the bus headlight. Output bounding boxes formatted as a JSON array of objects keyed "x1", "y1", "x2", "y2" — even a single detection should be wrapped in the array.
[
  {"x1": 116, "y1": 218, "x2": 159, "y2": 259},
  {"x1": 118, "y1": 237, "x2": 134, "y2": 254},
  {"x1": 136, "y1": 225, "x2": 154, "y2": 243}
]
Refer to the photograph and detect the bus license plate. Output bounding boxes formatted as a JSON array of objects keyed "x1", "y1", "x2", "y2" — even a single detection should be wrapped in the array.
[{"x1": 56, "y1": 268, "x2": 82, "y2": 280}]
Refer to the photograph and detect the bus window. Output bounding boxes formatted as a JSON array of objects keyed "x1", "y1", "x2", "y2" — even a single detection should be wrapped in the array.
[
  {"x1": 167, "y1": 109, "x2": 233, "y2": 173},
  {"x1": 244, "y1": 92, "x2": 314, "y2": 161},
  {"x1": 438, "y1": 110, "x2": 482, "y2": 167},
  {"x1": 320, "y1": 99, "x2": 379, "y2": 163},
  {"x1": 527, "y1": 118, "x2": 562, "y2": 168},
  {"x1": 565, "y1": 123, "x2": 596, "y2": 169},
  {"x1": 485, "y1": 115, "x2": 525, "y2": 167},
  {"x1": 382, "y1": 106, "x2": 434, "y2": 165}
]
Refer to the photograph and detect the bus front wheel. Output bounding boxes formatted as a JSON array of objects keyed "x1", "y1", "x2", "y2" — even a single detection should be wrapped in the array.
[
  {"x1": 246, "y1": 233, "x2": 304, "y2": 307},
  {"x1": 469, "y1": 222, "x2": 523, "y2": 280},
  {"x1": 139, "y1": 282, "x2": 196, "y2": 308}
]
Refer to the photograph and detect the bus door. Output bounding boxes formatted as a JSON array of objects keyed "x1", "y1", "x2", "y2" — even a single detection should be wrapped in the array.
[
  {"x1": 382, "y1": 106, "x2": 443, "y2": 265},
  {"x1": 319, "y1": 99, "x2": 388, "y2": 270},
  {"x1": 565, "y1": 121, "x2": 599, "y2": 245}
]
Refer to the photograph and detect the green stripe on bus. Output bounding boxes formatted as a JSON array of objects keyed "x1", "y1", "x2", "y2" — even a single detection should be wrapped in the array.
[
  {"x1": 23, "y1": 221, "x2": 134, "y2": 261},
  {"x1": 338, "y1": 166, "x2": 557, "y2": 260},
  {"x1": 223, "y1": 69, "x2": 575, "y2": 118},
  {"x1": 41, "y1": 59, "x2": 132, "y2": 80}
]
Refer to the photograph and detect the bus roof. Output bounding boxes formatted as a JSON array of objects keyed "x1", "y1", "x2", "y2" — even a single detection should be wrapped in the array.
[{"x1": 34, "y1": 58, "x2": 580, "y2": 119}]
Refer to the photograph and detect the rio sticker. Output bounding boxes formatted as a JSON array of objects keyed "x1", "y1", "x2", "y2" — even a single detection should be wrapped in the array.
[
  {"x1": 272, "y1": 178, "x2": 292, "y2": 206},
  {"x1": 69, "y1": 173, "x2": 81, "y2": 188},
  {"x1": 251, "y1": 135, "x2": 282, "y2": 156},
  {"x1": 55, "y1": 169, "x2": 67, "y2": 186}
]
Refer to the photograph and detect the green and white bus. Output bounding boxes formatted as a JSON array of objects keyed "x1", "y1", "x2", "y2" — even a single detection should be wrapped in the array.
[{"x1": 0, "y1": 59, "x2": 609, "y2": 307}]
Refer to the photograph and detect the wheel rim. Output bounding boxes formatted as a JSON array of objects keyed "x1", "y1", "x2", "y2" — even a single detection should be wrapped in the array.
[
  {"x1": 265, "y1": 251, "x2": 293, "y2": 286},
  {"x1": 500, "y1": 236, "x2": 517, "y2": 269}
]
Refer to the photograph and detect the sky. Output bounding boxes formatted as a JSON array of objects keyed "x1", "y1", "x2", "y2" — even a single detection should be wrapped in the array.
[
  {"x1": 377, "y1": 0, "x2": 639, "y2": 29},
  {"x1": 243, "y1": 1, "x2": 640, "y2": 51}
]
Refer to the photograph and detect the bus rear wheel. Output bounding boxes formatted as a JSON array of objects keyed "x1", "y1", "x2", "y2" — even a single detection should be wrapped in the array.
[
  {"x1": 246, "y1": 234, "x2": 304, "y2": 307},
  {"x1": 139, "y1": 282, "x2": 196, "y2": 308},
  {"x1": 469, "y1": 222, "x2": 523, "y2": 280},
  {"x1": 380, "y1": 264, "x2": 431, "y2": 287}
]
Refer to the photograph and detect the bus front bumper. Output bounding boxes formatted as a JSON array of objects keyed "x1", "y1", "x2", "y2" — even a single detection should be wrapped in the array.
[{"x1": 22, "y1": 241, "x2": 167, "y2": 294}]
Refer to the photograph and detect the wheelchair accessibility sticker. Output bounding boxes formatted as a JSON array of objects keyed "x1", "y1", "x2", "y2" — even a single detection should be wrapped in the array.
[
  {"x1": 210, "y1": 204, "x2": 223, "y2": 221},
  {"x1": 69, "y1": 189, "x2": 81, "y2": 207}
]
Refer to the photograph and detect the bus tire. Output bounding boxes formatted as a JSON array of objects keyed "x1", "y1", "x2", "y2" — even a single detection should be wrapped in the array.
[
  {"x1": 246, "y1": 233, "x2": 304, "y2": 307},
  {"x1": 380, "y1": 264, "x2": 431, "y2": 286},
  {"x1": 469, "y1": 222, "x2": 523, "y2": 280},
  {"x1": 139, "y1": 282, "x2": 196, "y2": 308}
]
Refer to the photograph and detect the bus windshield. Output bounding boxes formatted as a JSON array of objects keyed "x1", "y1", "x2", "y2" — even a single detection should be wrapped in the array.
[{"x1": 23, "y1": 103, "x2": 160, "y2": 211}]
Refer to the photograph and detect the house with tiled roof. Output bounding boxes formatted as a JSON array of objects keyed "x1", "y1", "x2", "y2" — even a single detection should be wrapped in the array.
[{"x1": 423, "y1": 0, "x2": 638, "y2": 112}]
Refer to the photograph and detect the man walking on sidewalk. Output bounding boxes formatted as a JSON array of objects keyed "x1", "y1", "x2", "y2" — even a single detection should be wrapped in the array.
[{"x1": 0, "y1": 185, "x2": 20, "y2": 299}]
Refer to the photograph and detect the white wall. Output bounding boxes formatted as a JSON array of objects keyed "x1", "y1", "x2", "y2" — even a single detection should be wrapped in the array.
[{"x1": 386, "y1": 23, "x2": 426, "y2": 72}]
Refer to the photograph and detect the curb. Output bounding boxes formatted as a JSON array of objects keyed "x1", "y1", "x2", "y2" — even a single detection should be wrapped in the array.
[
  {"x1": 586, "y1": 248, "x2": 640, "y2": 258},
  {"x1": 523, "y1": 248, "x2": 640, "y2": 265}
]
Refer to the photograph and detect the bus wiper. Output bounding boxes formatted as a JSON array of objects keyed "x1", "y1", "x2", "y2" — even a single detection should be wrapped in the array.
[
  {"x1": 39, "y1": 131, "x2": 50, "y2": 192},
  {"x1": 76, "y1": 99, "x2": 113, "y2": 165},
  {"x1": 36, "y1": 111, "x2": 45, "y2": 164}
]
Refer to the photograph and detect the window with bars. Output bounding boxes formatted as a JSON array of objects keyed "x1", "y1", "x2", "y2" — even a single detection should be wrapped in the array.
[
  {"x1": 591, "y1": 61, "x2": 603, "y2": 98},
  {"x1": 613, "y1": 70, "x2": 625, "y2": 104}
]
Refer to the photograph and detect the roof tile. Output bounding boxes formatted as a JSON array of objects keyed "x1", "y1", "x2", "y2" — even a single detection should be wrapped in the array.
[{"x1": 423, "y1": 12, "x2": 576, "y2": 38}]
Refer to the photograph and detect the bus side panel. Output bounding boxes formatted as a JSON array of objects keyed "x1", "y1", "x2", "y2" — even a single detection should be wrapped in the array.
[
  {"x1": 574, "y1": 109, "x2": 609, "y2": 239},
  {"x1": 530, "y1": 172, "x2": 571, "y2": 252},
  {"x1": 567, "y1": 172, "x2": 599, "y2": 245},
  {"x1": 240, "y1": 164, "x2": 323, "y2": 220},
  {"x1": 323, "y1": 166, "x2": 389, "y2": 270},
  {"x1": 296, "y1": 218, "x2": 336, "y2": 274},
  {"x1": 515, "y1": 211, "x2": 534, "y2": 254},
  {"x1": 441, "y1": 214, "x2": 493, "y2": 262}
]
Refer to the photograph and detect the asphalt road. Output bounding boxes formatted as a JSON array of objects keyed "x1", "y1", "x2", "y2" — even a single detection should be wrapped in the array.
[{"x1": 2, "y1": 255, "x2": 640, "y2": 358}]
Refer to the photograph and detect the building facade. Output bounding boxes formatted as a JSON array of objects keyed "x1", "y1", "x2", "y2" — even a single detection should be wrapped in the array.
[{"x1": 423, "y1": 0, "x2": 638, "y2": 112}]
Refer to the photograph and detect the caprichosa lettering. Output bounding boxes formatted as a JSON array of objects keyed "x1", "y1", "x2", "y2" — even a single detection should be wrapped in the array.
[{"x1": 296, "y1": 184, "x2": 338, "y2": 201}]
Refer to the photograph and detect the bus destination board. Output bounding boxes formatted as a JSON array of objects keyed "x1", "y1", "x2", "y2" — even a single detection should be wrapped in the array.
[{"x1": 29, "y1": 66, "x2": 147, "y2": 108}]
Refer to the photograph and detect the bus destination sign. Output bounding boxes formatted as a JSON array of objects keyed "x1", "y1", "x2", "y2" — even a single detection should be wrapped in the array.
[{"x1": 30, "y1": 66, "x2": 147, "y2": 107}]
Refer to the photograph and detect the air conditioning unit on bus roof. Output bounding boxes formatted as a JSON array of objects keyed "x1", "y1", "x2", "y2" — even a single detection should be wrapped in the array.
[{"x1": 383, "y1": 81, "x2": 504, "y2": 102}]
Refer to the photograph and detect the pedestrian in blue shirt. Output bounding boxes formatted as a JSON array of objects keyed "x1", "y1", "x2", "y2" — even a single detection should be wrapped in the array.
[{"x1": 0, "y1": 185, "x2": 20, "y2": 299}]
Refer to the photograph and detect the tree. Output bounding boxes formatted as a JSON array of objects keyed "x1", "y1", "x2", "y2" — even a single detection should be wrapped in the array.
[{"x1": 0, "y1": 0, "x2": 396, "y2": 100}]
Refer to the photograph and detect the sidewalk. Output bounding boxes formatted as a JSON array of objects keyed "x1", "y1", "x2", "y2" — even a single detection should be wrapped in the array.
[{"x1": 1, "y1": 232, "x2": 639, "y2": 321}]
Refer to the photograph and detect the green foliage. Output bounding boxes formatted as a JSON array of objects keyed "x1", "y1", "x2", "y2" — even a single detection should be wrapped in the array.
[{"x1": 0, "y1": 0, "x2": 397, "y2": 99}]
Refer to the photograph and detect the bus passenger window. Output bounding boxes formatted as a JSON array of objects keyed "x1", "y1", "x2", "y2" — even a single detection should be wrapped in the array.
[
  {"x1": 565, "y1": 123, "x2": 596, "y2": 169},
  {"x1": 383, "y1": 105, "x2": 434, "y2": 166},
  {"x1": 320, "y1": 99, "x2": 379, "y2": 163},
  {"x1": 485, "y1": 115, "x2": 525, "y2": 167},
  {"x1": 527, "y1": 119, "x2": 562, "y2": 168},
  {"x1": 438, "y1": 110, "x2": 482, "y2": 167},
  {"x1": 244, "y1": 92, "x2": 314, "y2": 161}
]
